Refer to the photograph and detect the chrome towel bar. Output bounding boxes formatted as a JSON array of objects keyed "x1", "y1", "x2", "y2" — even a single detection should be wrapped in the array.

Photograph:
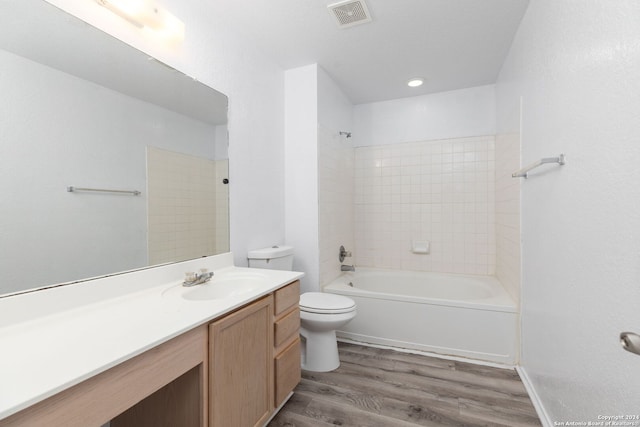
[
  {"x1": 512, "y1": 154, "x2": 565, "y2": 179},
  {"x1": 67, "y1": 186, "x2": 141, "y2": 196}
]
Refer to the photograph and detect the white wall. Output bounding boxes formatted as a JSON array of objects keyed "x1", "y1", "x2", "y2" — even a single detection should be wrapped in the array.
[
  {"x1": 353, "y1": 85, "x2": 496, "y2": 147},
  {"x1": 44, "y1": 0, "x2": 287, "y2": 267},
  {"x1": 317, "y1": 67, "x2": 355, "y2": 287},
  {"x1": 284, "y1": 65, "x2": 355, "y2": 291},
  {"x1": 284, "y1": 64, "x2": 319, "y2": 293},
  {"x1": 214, "y1": 125, "x2": 229, "y2": 160},
  {"x1": 496, "y1": 0, "x2": 640, "y2": 421},
  {"x1": 318, "y1": 68, "x2": 354, "y2": 134}
]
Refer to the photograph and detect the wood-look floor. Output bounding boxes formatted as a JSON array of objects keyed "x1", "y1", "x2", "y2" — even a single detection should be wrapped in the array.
[{"x1": 269, "y1": 342, "x2": 541, "y2": 427}]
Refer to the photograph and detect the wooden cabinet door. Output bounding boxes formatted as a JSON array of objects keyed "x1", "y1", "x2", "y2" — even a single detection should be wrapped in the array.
[
  {"x1": 209, "y1": 296, "x2": 274, "y2": 427},
  {"x1": 274, "y1": 337, "x2": 301, "y2": 407}
]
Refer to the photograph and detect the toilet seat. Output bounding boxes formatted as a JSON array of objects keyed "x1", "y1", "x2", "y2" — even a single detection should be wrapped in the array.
[{"x1": 300, "y1": 292, "x2": 356, "y2": 314}]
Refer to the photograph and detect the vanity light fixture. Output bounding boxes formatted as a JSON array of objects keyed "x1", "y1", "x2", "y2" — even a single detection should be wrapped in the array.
[
  {"x1": 96, "y1": 0, "x2": 185, "y2": 43},
  {"x1": 407, "y1": 78, "x2": 424, "y2": 88}
]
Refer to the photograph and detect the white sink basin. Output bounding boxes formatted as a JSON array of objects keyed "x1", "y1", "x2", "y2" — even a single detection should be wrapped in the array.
[{"x1": 163, "y1": 271, "x2": 271, "y2": 301}]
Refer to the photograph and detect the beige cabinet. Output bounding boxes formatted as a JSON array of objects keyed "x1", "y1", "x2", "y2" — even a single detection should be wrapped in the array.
[
  {"x1": 208, "y1": 280, "x2": 302, "y2": 426},
  {"x1": 209, "y1": 295, "x2": 274, "y2": 427},
  {"x1": 1, "y1": 281, "x2": 301, "y2": 427},
  {"x1": 3, "y1": 326, "x2": 209, "y2": 427},
  {"x1": 275, "y1": 338, "x2": 301, "y2": 407},
  {"x1": 273, "y1": 281, "x2": 301, "y2": 408}
]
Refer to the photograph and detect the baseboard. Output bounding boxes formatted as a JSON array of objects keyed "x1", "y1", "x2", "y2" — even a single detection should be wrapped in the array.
[
  {"x1": 338, "y1": 337, "x2": 515, "y2": 370},
  {"x1": 337, "y1": 331, "x2": 516, "y2": 366},
  {"x1": 516, "y1": 366, "x2": 553, "y2": 427},
  {"x1": 261, "y1": 391, "x2": 294, "y2": 427}
]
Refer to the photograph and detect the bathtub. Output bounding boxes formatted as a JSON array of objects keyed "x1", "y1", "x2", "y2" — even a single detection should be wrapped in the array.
[{"x1": 324, "y1": 268, "x2": 518, "y2": 364}]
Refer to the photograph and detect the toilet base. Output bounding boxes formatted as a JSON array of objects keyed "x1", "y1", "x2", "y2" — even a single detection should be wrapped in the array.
[{"x1": 299, "y1": 327, "x2": 340, "y2": 372}]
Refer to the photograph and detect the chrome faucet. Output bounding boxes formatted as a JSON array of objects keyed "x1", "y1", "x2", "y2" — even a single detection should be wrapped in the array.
[
  {"x1": 341, "y1": 265, "x2": 355, "y2": 272},
  {"x1": 183, "y1": 269, "x2": 214, "y2": 287}
]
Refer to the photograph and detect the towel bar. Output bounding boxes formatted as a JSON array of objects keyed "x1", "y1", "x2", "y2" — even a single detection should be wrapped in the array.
[{"x1": 512, "y1": 154, "x2": 565, "y2": 179}]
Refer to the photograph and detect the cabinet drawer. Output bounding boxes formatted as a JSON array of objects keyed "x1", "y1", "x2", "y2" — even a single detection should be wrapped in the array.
[
  {"x1": 274, "y1": 281, "x2": 299, "y2": 317},
  {"x1": 274, "y1": 308, "x2": 299, "y2": 350},
  {"x1": 274, "y1": 338, "x2": 301, "y2": 408}
]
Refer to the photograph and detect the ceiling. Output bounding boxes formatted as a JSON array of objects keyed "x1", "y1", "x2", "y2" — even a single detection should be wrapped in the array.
[{"x1": 218, "y1": 0, "x2": 530, "y2": 104}]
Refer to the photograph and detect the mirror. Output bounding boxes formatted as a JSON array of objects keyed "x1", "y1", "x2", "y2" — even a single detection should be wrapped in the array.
[{"x1": 0, "y1": 0, "x2": 229, "y2": 296}]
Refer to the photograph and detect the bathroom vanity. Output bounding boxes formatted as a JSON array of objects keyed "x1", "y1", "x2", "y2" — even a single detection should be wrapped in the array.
[{"x1": 0, "y1": 253, "x2": 303, "y2": 427}]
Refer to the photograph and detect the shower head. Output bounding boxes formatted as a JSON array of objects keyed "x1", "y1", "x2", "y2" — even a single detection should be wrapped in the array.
[{"x1": 339, "y1": 131, "x2": 352, "y2": 138}]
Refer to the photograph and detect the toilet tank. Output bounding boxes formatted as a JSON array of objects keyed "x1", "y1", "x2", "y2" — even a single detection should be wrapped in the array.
[{"x1": 247, "y1": 245, "x2": 294, "y2": 271}]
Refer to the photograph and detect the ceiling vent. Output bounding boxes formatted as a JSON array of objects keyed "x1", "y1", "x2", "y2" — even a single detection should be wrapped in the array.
[{"x1": 327, "y1": 0, "x2": 372, "y2": 29}]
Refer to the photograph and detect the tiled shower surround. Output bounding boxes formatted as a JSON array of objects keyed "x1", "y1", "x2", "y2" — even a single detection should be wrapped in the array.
[
  {"x1": 147, "y1": 147, "x2": 222, "y2": 265},
  {"x1": 495, "y1": 133, "x2": 521, "y2": 300},
  {"x1": 354, "y1": 136, "x2": 496, "y2": 275},
  {"x1": 214, "y1": 159, "x2": 230, "y2": 254},
  {"x1": 318, "y1": 126, "x2": 355, "y2": 286}
]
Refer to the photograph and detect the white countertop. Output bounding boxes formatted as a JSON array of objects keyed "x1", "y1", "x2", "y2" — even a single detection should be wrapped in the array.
[{"x1": 0, "y1": 253, "x2": 303, "y2": 420}]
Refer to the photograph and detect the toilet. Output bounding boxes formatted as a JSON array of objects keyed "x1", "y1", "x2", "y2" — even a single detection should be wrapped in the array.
[
  {"x1": 246, "y1": 245, "x2": 295, "y2": 270},
  {"x1": 247, "y1": 245, "x2": 357, "y2": 372},
  {"x1": 298, "y1": 292, "x2": 356, "y2": 372}
]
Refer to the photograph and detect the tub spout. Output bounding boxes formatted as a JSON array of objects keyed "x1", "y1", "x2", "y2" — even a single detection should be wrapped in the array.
[{"x1": 341, "y1": 265, "x2": 355, "y2": 272}]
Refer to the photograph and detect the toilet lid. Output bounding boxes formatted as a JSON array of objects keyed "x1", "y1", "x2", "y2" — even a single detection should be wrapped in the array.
[{"x1": 300, "y1": 292, "x2": 356, "y2": 314}]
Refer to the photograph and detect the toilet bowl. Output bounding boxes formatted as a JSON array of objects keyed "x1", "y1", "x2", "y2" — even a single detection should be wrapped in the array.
[{"x1": 299, "y1": 292, "x2": 356, "y2": 372}]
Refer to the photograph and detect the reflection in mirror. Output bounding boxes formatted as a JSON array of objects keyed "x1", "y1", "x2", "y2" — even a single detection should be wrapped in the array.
[{"x1": 0, "y1": 0, "x2": 229, "y2": 296}]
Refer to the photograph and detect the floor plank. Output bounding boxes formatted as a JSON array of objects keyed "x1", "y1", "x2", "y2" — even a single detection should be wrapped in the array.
[{"x1": 269, "y1": 343, "x2": 541, "y2": 427}]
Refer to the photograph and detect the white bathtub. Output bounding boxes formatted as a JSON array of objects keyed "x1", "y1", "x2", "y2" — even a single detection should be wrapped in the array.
[{"x1": 324, "y1": 268, "x2": 518, "y2": 364}]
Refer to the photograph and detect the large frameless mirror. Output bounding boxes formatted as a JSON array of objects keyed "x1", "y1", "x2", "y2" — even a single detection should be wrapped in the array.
[{"x1": 0, "y1": 0, "x2": 229, "y2": 296}]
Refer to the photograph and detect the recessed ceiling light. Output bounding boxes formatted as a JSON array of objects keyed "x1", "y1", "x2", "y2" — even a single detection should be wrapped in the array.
[{"x1": 407, "y1": 78, "x2": 424, "y2": 88}]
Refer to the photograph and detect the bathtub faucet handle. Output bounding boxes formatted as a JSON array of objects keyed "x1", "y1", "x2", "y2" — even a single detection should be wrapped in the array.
[{"x1": 339, "y1": 245, "x2": 352, "y2": 263}]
